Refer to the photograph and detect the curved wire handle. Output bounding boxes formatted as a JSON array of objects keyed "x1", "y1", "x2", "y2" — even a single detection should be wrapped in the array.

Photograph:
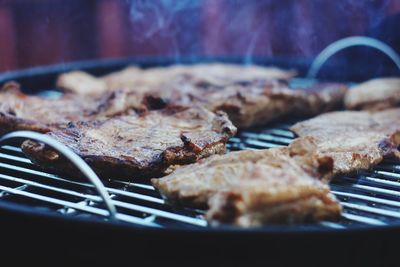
[
  {"x1": 0, "y1": 131, "x2": 117, "y2": 221},
  {"x1": 307, "y1": 36, "x2": 400, "y2": 79}
]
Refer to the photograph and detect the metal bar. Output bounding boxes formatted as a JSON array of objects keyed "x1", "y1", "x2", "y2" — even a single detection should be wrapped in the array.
[
  {"x1": 0, "y1": 160, "x2": 157, "y2": 194},
  {"x1": 332, "y1": 190, "x2": 400, "y2": 208},
  {"x1": 0, "y1": 172, "x2": 164, "y2": 205},
  {"x1": 307, "y1": 36, "x2": 400, "y2": 78},
  {"x1": 0, "y1": 184, "x2": 159, "y2": 227},
  {"x1": 0, "y1": 152, "x2": 32, "y2": 164},
  {"x1": 240, "y1": 132, "x2": 293, "y2": 144},
  {"x1": 363, "y1": 177, "x2": 400, "y2": 188},
  {"x1": 374, "y1": 170, "x2": 400, "y2": 179},
  {"x1": 341, "y1": 213, "x2": 386, "y2": 226},
  {"x1": 341, "y1": 202, "x2": 400, "y2": 219},
  {"x1": 263, "y1": 129, "x2": 295, "y2": 138},
  {"x1": 0, "y1": 131, "x2": 118, "y2": 221},
  {"x1": 1, "y1": 145, "x2": 23, "y2": 153},
  {"x1": 0, "y1": 172, "x2": 204, "y2": 226},
  {"x1": 319, "y1": 221, "x2": 346, "y2": 229},
  {"x1": 112, "y1": 199, "x2": 207, "y2": 226},
  {"x1": 243, "y1": 139, "x2": 283, "y2": 148},
  {"x1": 0, "y1": 173, "x2": 102, "y2": 202}
]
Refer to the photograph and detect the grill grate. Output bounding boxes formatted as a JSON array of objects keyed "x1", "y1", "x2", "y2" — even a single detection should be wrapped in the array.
[
  {"x1": 0, "y1": 119, "x2": 400, "y2": 229},
  {"x1": 1, "y1": 120, "x2": 400, "y2": 230}
]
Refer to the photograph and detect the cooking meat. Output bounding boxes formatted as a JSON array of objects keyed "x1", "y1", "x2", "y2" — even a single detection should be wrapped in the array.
[
  {"x1": 152, "y1": 147, "x2": 341, "y2": 226},
  {"x1": 56, "y1": 64, "x2": 297, "y2": 96},
  {"x1": 290, "y1": 108, "x2": 400, "y2": 182},
  {"x1": 345, "y1": 78, "x2": 400, "y2": 111},
  {"x1": 165, "y1": 80, "x2": 347, "y2": 128},
  {"x1": 0, "y1": 82, "x2": 145, "y2": 135},
  {"x1": 143, "y1": 76, "x2": 347, "y2": 128},
  {"x1": 21, "y1": 106, "x2": 236, "y2": 180},
  {"x1": 58, "y1": 64, "x2": 347, "y2": 128}
]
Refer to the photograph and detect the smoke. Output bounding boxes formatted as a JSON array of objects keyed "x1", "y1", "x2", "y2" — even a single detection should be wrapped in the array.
[
  {"x1": 244, "y1": 31, "x2": 261, "y2": 65},
  {"x1": 128, "y1": 0, "x2": 201, "y2": 39},
  {"x1": 124, "y1": 0, "x2": 399, "y2": 64}
]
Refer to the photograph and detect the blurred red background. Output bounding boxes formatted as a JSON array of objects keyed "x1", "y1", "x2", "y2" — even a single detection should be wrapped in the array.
[{"x1": 1, "y1": 0, "x2": 400, "y2": 72}]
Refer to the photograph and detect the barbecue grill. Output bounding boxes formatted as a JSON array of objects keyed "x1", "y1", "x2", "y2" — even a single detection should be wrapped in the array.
[{"x1": 1, "y1": 38, "x2": 400, "y2": 266}]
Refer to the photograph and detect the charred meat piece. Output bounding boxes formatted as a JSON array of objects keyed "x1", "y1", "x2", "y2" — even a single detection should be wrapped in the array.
[
  {"x1": 152, "y1": 147, "x2": 341, "y2": 226},
  {"x1": 21, "y1": 106, "x2": 236, "y2": 180},
  {"x1": 290, "y1": 109, "x2": 400, "y2": 182},
  {"x1": 345, "y1": 78, "x2": 400, "y2": 111},
  {"x1": 57, "y1": 65, "x2": 347, "y2": 128},
  {"x1": 161, "y1": 79, "x2": 347, "y2": 128},
  {"x1": 0, "y1": 82, "x2": 145, "y2": 135},
  {"x1": 56, "y1": 64, "x2": 297, "y2": 96}
]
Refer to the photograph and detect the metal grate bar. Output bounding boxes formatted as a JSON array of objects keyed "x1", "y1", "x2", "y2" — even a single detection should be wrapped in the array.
[
  {"x1": 332, "y1": 190, "x2": 400, "y2": 208},
  {"x1": 1, "y1": 145, "x2": 23, "y2": 153},
  {"x1": 341, "y1": 213, "x2": 387, "y2": 225},
  {"x1": 0, "y1": 152, "x2": 32, "y2": 164},
  {"x1": 0, "y1": 171, "x2": 205, "y2": 227},
  {"x1": 341, "y1": 202, "x2": 400, "y2": 219}
]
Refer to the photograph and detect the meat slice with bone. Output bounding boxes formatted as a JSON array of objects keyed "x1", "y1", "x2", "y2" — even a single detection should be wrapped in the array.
[
  {"x1": 21, "y1": 106, "x2": 236, "y2": 180},
  {"x1": 152, "y1": 147, "x2": 341, "y2": 226}
]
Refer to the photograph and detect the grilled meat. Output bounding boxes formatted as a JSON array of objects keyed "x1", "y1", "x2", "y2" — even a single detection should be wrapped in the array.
[
  {"x1": 58, "y1": 64, "x2": 347, "y2": 128},
  {"x1": 142, "y1": 76, "x2": 347, "y2": 128},
  {"x1": 0, "y1": 82, "x2": 145, "y2": 135},
  {"x1": 56, "y1": 64, "x2": 297, "y2": 96},
  {"x1": 345, "y1": 78, "x2": 400, "y2": 111},
  {"x1": 290, "y1": 108, "x2": 400, "y2": 181},
  {"x1": 21, "y1": 106, "x2": 236, "y2": 180},
  {"x1": 152, "y1": 147, "x2": 341, "y2": 226}
]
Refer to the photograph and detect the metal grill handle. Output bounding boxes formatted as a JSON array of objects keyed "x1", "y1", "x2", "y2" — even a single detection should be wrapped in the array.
[
  {"x1": 307, "y1": 36, "x2": 400, "y2": 79},
  {"x1": 0, "y1": 131, "x2": 117, "y2": 221}
]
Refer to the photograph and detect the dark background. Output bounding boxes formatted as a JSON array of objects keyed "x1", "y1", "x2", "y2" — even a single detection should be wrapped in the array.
[{"x1": 1, "y1": 0, "x2": 400, "y2": 73}]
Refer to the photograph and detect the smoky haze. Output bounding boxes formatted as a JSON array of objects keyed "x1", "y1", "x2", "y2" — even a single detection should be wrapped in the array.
[
  {"x1": 125, "y1": 0, "x2": 398, "y2": 63},
  {"x1": 1, "y1": 0, "x2": 400, "y2": 72}
]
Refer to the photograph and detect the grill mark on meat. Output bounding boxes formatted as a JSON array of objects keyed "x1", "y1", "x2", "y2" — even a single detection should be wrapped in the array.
[
  {"x1": 0, "y1": 82, "x2": 146, "y2": 135},
  {"x1": 21, "y1": 106, "x2": 236, "y2": 181},
  {"x1": 290, "y1": 108, "x2": 400, "y2": 182},
  {"x1": 152, "y1": 147, "x2": 341, "y2": 226},
  {"x1": 56, "y1": 64, "x2": 347, "y2": 129},
  {"x1": 345, "y1": 78, "x2": 400, "y2": 111}
]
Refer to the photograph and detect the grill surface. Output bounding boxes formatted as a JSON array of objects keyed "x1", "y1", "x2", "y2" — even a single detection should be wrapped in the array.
[
  {"x1": 0, "y1": 60, "x2": 400, "y2": 233},
  {"x1": 1, "y1": 114, "x2": 400, "y2": 231}
]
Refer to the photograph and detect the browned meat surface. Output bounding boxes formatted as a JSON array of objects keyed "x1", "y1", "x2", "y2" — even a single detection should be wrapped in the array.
[
  {"x1": 145, "y1": 76, "x2": 346, "y2": 128},
  {"x1": 0, "y1": 82, "x2": 145, "y2": 135},
  {"x1": 21, "y1": 106, "x2": 236, "y2": 180},
  {"x1": 57, "y1": 65, "x2": 347, "y2": 128},
  {"x1": 152, "y1": 148, "x2": 341, "y2": 226},
  {"x1": 290, "y1": 109, "x2": 400, "y2": 181},
  {"x1": 345, "y1": 78, "x2": 400, "y2": 111},
  {"x1": 56, "y1": 64, "x2": 297, "y2": 96}
]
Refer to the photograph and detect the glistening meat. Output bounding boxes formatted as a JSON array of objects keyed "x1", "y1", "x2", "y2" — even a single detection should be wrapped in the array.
[{"x1": 21, "y1": 106, "x2": 236, "y2": 180}]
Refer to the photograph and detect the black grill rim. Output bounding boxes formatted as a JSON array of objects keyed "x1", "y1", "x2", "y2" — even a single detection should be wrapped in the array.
[{"x1": 1, "y1": 57, "x2": 400, "y2": 236}]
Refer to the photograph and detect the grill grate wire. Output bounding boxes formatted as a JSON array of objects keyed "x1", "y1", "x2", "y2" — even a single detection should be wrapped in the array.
[{"x1": 0, "y1": 120, "x2": 400, "y2": 230}]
